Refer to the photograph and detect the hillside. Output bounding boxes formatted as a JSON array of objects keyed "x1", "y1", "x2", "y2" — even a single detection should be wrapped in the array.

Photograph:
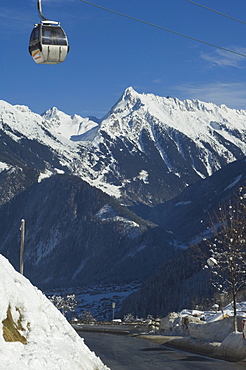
[
  {"x1": 147, "y1": 157, "x2": 246, "y2": 242},
  {"x1": 0, "y1": 174, "x2": 175, "y2": 289},
  {"x1": 120, "y1": 163, "x2": 246, "y2": 318}
]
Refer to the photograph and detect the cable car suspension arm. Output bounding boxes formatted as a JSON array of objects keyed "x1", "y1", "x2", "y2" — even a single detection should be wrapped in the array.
[{"x1": 37, "y1": 0, "x2": 48, "y2": 21}]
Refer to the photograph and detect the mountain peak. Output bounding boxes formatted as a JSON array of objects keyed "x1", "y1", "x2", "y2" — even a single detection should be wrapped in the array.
[
  {"x1": 1, "y1": 89, "x2": 246, "y2": 206},
  {"x1": 0, "y1": 100, "x2": 32, "y2": 114},
  {"x1": 42, "y1": 107, "x2": 64, "y2": 120},
  {"x1": 14, "y1": 104, "x2": 32, "y2": 113},
  {"x1": 122, "y1": 86, "x2": 139, "y2": 98}
]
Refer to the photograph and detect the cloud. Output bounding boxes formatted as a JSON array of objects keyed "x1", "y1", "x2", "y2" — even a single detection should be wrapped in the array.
[
  {"x1": 200, "y1": 47, "x2": 246, "y2": 68},
  {"x1": 152, "y1": 79, "x2": 162, "y2": 84},
  {"x1": 174, "y1": 82, "x2": 246, "y2": 110}
]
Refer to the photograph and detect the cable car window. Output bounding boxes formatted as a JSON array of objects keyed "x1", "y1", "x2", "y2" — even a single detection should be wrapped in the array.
[
  {"x1": 30, "y1": 27, "x2": 40, "y2": 44},
  {"x1": 42, "y1": 26, "x2": 67, "y2": 46}
]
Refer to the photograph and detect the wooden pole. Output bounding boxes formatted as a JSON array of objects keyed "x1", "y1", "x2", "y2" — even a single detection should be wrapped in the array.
[{"x1": 20, "y1": 219, "x2": 25, "y2": 275}]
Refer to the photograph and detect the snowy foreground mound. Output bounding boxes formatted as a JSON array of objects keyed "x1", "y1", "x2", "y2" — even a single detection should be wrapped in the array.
[{"x1": 0, "y1": 255, "x2": 108, "y2": 370}]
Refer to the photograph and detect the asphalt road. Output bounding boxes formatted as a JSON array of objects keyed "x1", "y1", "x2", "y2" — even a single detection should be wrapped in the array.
[{"x1": 78, "y1": 331, "x2": 245, "y2": 370}]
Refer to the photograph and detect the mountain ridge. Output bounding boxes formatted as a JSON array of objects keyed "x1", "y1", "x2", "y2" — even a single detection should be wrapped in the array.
[
  {"x1": 1, "y1": 87, "x2": 245, "y2": 206},
  {"x1": 0, "y1": 88, "x2": 245, "y2": 294}
]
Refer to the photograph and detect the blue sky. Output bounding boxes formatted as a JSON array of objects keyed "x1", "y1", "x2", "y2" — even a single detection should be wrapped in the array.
[{"x1": 1, "y1": 0, "x2": 246, "y2": 118}]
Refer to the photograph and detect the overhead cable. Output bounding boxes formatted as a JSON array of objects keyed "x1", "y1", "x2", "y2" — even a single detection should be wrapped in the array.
[
  {"x1": 184, "y1": 0, "x2": 246, "y2": 26},
  {"x1": 79, "y1": 0, "x2": 246, "y2": 58}
]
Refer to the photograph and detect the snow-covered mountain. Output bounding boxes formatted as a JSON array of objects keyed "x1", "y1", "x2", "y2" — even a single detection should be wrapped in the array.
[
  {"x1": 0, "y1": 88, "x2": 245, "y2": 294},
  {"x1": 0, "y1": 87, "x2": 245, "y2": 206},
  {"x1": 0, "y1": 254, "x2": 107, "y2": 370}
]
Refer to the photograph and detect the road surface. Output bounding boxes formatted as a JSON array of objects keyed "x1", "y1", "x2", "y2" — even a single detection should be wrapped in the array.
[{"x1": 78, "y1": 331, "x2": 245, "y2": 369}]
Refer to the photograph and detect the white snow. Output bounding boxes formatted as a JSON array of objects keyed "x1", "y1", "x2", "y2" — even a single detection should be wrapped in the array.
[
  {"x1": 0, "y1": 161, "x2": 9, "y2": 173},
  {"x1": 42, "y1": 107, "x2": 98, "y2": 140},
  {"x1": 101, "y1": 88, "x2": 246, "y2": 177},
  {"x1": 96, "y1": 204, "x2": 140, "y2": 238},
  {"x1": 161, "y1": 302, "x2": 246, "y2": 338},
  {"x1": 0, "y1": 255, "x2": 108, "y2": 370},
  {"x1": 224, "y1": 174, "x2": 242, "y2": 191},
  {"x1": 38, "y1": 170, "x2": 53, "y2": 183},
  {"x1": 160, "y1": 302, "x2": 246, "y2": 360},
  {"x1": 175, "y1": 201, "x2": 192, "y2": 206},
  {"x1": 1, "y1": 88, "x2": 245, "y2": 199},
  {"x1": 219, "y1": 331, "x2": 246, "y2": 360},
  {"x1": 96, "y1": 204, "x2": 117, "y2": 220},
  {"x1": 133, "y1": 170, "x2": 149, "y2": 184}
]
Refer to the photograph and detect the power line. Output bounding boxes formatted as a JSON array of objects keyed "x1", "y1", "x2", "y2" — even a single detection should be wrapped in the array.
[
  {"x1": 184, "y1": 0, "x2": 246, "y2": 26},
  {"x1": 79, "y1": 0, "x2": 246, "y2": 58}
]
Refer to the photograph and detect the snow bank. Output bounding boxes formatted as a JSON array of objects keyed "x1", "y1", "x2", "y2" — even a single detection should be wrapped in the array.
[
  {"x1": 0, "y1": 255, "x2": 108, "y2": 370},
  {"x1": 188, "y1": 316, "x2": 244, "y2": 342},
  {"x1": 161, "y1": 303, "x2": 246, "y2": 340},
  {"x1": 220, "y1": 332, "x2": 246, "y2": 361},
  {"x1": 160, "y1": 305, "x2": 246, "y2": 361},
  {"x1": 160, "y1": 312, "x2": 202, "y2": 336}
]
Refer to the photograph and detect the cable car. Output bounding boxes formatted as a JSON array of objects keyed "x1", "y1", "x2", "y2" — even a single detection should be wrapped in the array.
[
  {"x1": 29, "y1": 21, "x2": 69, "y2": 64},
  {"x1": 29, "y1": 0, "x2": 69, "y2": 64}
]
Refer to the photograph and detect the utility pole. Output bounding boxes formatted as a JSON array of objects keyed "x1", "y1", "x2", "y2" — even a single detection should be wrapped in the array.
[
  {"x1": 20, "y1": 219, "x2": 25, "y2": 275},
  {"x1": 112, "y1": 302, "x2": 116, "y2": 321}
]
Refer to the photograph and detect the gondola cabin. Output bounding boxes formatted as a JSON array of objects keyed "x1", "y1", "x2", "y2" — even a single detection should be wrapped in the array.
[{"x1": 29, "y1": 21, "x2": 69, "y2": 64}]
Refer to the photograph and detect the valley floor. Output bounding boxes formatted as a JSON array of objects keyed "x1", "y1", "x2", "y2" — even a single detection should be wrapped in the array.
[{"x1": 45, "y1": 281, "x2": 141, "y2": 321}]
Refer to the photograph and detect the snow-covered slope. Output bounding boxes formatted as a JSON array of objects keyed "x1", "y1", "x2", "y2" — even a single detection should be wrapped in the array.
[
  {"x1": 97, "y1": 88, "x2": 244, "y2": 166},
  {"x1": 0, "y1": 254, "x2": 108, "y2": 370},
  {"x1": 0, "y1": 88, "x2": 245, "y2": 205},
  {"x1": 41, "y1": 107, "x2": 98, "y2": 140},
  {"x1": 102, "y1": 87, "x2": 245, "y2": 182}
]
